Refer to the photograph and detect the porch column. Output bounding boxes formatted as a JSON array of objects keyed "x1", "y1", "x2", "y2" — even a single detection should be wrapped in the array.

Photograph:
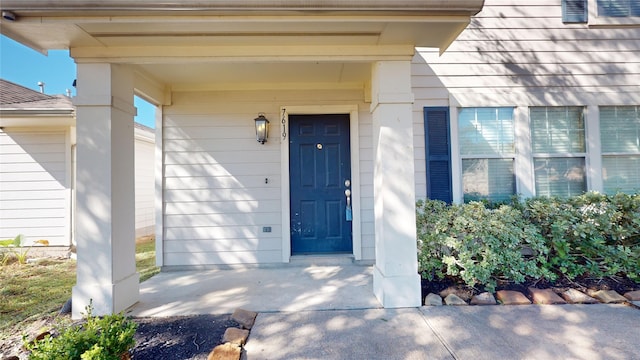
[
  {"x1": 72, "y1": 63, "x2": 139, "y2": 317},
  {"x1": 370, "y1": 61, "x2": 421, "y2": 308}
]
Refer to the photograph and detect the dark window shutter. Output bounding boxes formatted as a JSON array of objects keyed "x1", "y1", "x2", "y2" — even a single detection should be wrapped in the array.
[
  {"x1": 424, "y1": 107, "x2": 452, "y2": 204},
  {"x1": 563, "y1": 0, "x2": 588, "y2": 23}
]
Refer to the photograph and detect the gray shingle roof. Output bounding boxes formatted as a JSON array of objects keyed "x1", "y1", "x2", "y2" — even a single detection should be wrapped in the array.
[{"x1": 0, "y1": 79, "x2": 73, "y2": 110}]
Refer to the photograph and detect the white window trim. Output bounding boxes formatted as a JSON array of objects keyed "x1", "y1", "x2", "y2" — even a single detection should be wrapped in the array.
[
  {"x1": 588, "y1": 0, "x2": 640, "y2": 26},
  {"x1": 585, "y1": 105, "x2": 603, "y2": 193},
  {"x1": 280, "y1": 105, "x2": 361, "y2": 262}
]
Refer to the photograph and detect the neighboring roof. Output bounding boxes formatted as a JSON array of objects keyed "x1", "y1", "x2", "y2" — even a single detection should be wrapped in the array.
[
  {"x1": 134, "y1": 122, "x2": 153, "y2": 133},
  {"x1": 0, "y1": 79, "x2": 74, "y2": 111}
]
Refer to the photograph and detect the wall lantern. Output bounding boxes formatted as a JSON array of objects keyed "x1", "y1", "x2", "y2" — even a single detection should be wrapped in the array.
[{"x1": 255, "y1": 113, "x2": 269, "y2": 144}]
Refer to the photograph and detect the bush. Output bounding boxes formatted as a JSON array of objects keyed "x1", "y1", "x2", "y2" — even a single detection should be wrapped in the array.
[
  {"x1": 416, "y1": 200, "x2": 551, "y2": 292},
  {"x1": 417, "y1": 192, "x2": 640, "y2": 291},
  {"x1": 523, "y1": 192, "x2": 640, "y2": 281},
  {"x1": 24, "y1": 303, "x2": 137, "y2": 360}
]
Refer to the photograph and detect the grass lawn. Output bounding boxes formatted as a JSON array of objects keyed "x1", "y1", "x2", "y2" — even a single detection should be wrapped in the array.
[{"x1": 0, "y1": 236, "x2": 159, "y2": 341}]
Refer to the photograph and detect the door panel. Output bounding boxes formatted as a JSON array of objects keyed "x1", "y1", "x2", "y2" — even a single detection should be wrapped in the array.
[{"x1": 290, "y1": 114, "x2": 352, "y2": 254}]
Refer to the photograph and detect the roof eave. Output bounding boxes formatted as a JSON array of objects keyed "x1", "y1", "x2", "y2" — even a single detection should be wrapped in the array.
[{"x1": 0, "y1": 1, "x2": 485, "y2": 15}]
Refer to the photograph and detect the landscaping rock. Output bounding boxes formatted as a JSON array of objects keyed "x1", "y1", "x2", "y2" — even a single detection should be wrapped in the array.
[
  {"x1": 424, "y1": 293, "x2": 443, "y2": 306},
  {"x1": 231, "y1": 308, "x2": 258, "y2": 330},
  {"x1": 623, "y1": 290, "x2": 640, "y2": 301},
  {"x1": 589, "y1": 290, "x2": 628, "y2": 304},
  {"x1": 222, "y1": 327, "x2": 250, "y2": 346},
  {"x1": 59, "y1": 298, "x2": 72, "y2": 314},
  {"x1": 528, "y1": 288, "x2": 566, "y2": 305},
  {"x1": 444, "y1": 294, "x2": 468, "y2": 306},
  {"x1": 560, "y1": 289, "x2": 598, "y2": 304},
  {"x1": 496, "y1": 290, "x2": 531, "y2": 305},
  {"x1": 470, "y1": 292, "x2": 496, "y2": 305},
  {"x1": 207, "y1": 343, "x2": 241, "y2": 360},
  {"x1": 439, "y1": 286, "x2": 473, "y2": 301}
]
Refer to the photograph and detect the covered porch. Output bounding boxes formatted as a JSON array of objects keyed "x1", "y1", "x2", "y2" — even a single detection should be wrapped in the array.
[
  {"x1": 129, "y1": 260, "x2": 379, "y2": 317},
  {"x1": 0, "y1": 0, "x2": 484, "y2": 318}
]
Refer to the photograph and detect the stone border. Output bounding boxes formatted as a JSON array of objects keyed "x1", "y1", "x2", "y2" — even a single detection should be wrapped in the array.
[
  {"x1": 207, "y1": 308, "x2": 258, "y2": 360},
  {"x1": 424, "y1": 288, "x2": 640, "y2": 306}
]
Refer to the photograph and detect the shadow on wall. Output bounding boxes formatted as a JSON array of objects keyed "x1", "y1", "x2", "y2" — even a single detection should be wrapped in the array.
[{"x1": 0, "y1": 129, "x2": 70, "y2": 246}]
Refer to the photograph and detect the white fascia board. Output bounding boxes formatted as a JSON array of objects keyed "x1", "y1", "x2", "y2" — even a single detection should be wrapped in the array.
[{"x1": 1, "y1": 1, "x2": 484, "y2": 14}]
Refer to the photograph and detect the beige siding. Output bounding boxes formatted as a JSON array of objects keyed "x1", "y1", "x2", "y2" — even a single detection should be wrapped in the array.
[
  {"x1": 0, "y1": 130, "x2": 70, "y2": 246},
  {"x1": 414, "y1": 0, "x2": 640, "y2": 104},
  {"x1": 135, "y1": 131, "x2": 155, "y2": 237},
  {"x1": 163, "y1": 88, "x2": 373, "y2": 266},
  {"x1": 412, "y1": 0, "x2": 640, "y2": 200}
]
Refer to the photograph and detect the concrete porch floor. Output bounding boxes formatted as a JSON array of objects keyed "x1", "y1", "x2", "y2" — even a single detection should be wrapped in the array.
[{"x1": 126, "y1": 262, "x2": 381, "y2": 317}]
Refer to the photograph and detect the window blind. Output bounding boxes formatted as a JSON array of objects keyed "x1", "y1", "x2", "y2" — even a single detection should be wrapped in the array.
[
  {"x1": 603, "y1": 156, "x2": 640, "y2": 194},
  {"x1": 598, "y1": 0, "x2": 640, "y2": 16},
  {"x1": 531, "y1": 107, "x2": 585, "y2": 154},
  {"x1": 459, "y1": 107, "x2": 514, "y2": 155},
  {"x1": 600, "y1": 106, "x2": 640, "y2": 153},
  {"x1": 462, "y1": 158, "x2": 515, "y2": 202},
  {"x1": 534, "y1": 157, "x2": 586, "y2": 197}
]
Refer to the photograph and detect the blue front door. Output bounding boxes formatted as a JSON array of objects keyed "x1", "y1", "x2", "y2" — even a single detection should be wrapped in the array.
[{"x1": 289, "y1": 114, "x2": 352, "y2": 254}]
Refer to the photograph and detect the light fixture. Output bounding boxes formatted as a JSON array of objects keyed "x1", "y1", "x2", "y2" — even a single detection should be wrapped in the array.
[
  {"x1": 2, "y1": 11, "x2": 16, "y2": 21},
  {"x1": 255, "y1": 113, "x2": 269, "y2": 144}
]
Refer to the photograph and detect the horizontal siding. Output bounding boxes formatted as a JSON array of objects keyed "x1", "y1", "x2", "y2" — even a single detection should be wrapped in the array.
[
  {"x1": 414, "y1": 0, "x2": 640, "y2": 102},
  {"x1": 412, "y1": 0, "x2": 640, "y2": 201},
  {"x1": 0, "y1": 130, "x2": 70, "y2": 246},
  {"x1": 135, "y1": 137, "x2": 155, "y2": 236},
  {"x1": 163, "y1": 88, "x2": 372, "y2": 265},
  {"x1": 164, "y1": 250, "x2": 282, "y2": 266}
]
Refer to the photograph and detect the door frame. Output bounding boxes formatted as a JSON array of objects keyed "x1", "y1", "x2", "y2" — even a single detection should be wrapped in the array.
[{"x1": 280, "y1": 105, "x2": 361, "y2": 262}]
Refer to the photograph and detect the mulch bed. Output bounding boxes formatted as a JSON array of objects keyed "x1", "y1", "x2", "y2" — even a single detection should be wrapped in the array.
[{"x1": 131, "y1": 314, "x2": 239, "y2": 360}]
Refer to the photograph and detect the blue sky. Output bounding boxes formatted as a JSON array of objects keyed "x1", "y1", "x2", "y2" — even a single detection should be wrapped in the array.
[{"x1": 0, "y1": 35, "x2": 156, "y2": 128}]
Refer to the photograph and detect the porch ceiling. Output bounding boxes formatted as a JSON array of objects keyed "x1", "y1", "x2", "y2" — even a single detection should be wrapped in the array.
[{"x1": 136, "y1": 62, "x2": 372, "y2": 91}]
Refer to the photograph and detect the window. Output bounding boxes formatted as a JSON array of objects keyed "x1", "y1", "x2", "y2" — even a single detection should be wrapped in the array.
[
  {"x1": 458, "y1": 107, "x2": 515, "y2": 202},
  {"x1": 600, "y1": 106, "x2": 640, "y2": 194},
  {"x1": 597, "y1": 0, "x2": 640, "y2": 17},
  {"x1": 590, "y1": 0, "x2": 640, "y2": 25},
  {"x1": 531, "y1": 107, "x2": 586, "y2": 197},
  {"x1": 563, "y1": 0, "x2": 588, "y2": 23}
]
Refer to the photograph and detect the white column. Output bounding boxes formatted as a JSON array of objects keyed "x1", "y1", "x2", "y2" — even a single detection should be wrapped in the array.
[
  {"x1": 72, "y1": 63, "x2": 139, "y2": 317},
  {"x1": 370, "y1": 61, "x2": 421, "y2": 308}
]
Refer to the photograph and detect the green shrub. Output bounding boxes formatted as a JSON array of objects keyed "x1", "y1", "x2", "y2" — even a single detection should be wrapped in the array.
[
  {"x1": 24, "y1": 303, "x2": 137, "y2": 360},
  {"x1": 417, "y1": 192, "x2": 640, "y2": 291},
  {"x1": 416, "y1": 199, "x2": 551, "y2": 292},
  {"x1": 523, "y1": 192, "x2": 640, "y2": 281}
]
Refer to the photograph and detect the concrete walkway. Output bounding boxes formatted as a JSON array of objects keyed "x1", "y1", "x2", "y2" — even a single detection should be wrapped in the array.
[
  {"x1": 245, "y1": 304, "x2": 640, "y2": 360},
  {"x1": 128, "y1": 265, "x2": 640, "y2": 359}
]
